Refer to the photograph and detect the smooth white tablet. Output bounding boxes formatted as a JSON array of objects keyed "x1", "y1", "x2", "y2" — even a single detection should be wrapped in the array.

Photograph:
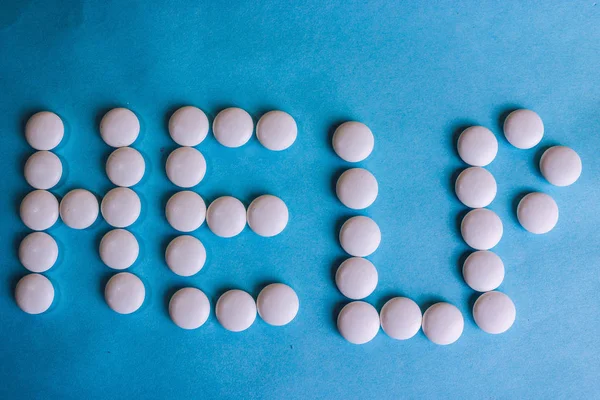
[
  {"x1": 206, "y1": 196, "x2": 246, "y2": 238},
  {"x1": 457, "y1": 126, "x2": 498, "y2": 167},
  {"x1": 540, "y1": 146, "x2": 582, "y2": 187},
  {"x1": 165, "y1": 191, "x2": 206, "y2": 232},
  {"x1": 99, "y1": 108, "x2": 140, "y2": 147},
  {"x1": 15, "y1": 274, "x2": 54, "y2": 314},
  {"x1": 335, "y1": 257, "x2": 378, "y2": 299},
  {"x1": 168, "y1": 106, "x2": 209, "y2": 146},
  {"x1": 503, "y1": 109, "x2": 544, "y2": 149},
  {"x1": 24, "y1": 151, "x2": 62, "y2": 189},
  {"x1": 339, "y1": 216, "x2": 381, "y2": 257},
  {"x1": 165, "y1": 235, "x2": 206, "y2": 277},
  {"x1": 256, "y1": 110, "x2": 297, "y2": 151},
  {"x1": 213, "y1": 107, "x2": 254, "y2": 148},
  {"x1": 19, "y1": 232, "x2": 58, "y2": 273},
  {"x1": 99, "y1": 229, "x2": 139, "y2": 270},
  {"x1": 337, "y1": 301, "x2": 380, "y2": 344},
  {"x1": 455, "y1": 167, "x2": 497, "y2": 208},
  {"x1": 20, "y1": 190, "x2": 59, "y2": 231},
  {"x1": 100, "y1": 187, "x2": 141, "y2": 228},
  {"x1": 60, "y1": 189, "x2": 99, "y2": 229},
  {"x1": 106, "y1": 147, "x2": 145, "y2": 187},
  {"x1": 332, "y1": 121, "x2": 374, "y2": 162},
  {"x1": 380, "y1": 297, "x2": 422, "y2": 340},
  {"x1": 169, "y1": 287, "x2": 211, "y2": 329},
  {"x1": 247, "y1": 195, "x2": 288, "y2": 237},
  {"x1": 336, "y1": 168, "x2": 378, "y2": 210},
  {"x1": 473, "y1": 291, "x2": 516, "y2": 334},
  {"x1": 462, "y1": 251, "x2": 504, "y2": 292},
  {"x1": 104, "y1": 272, "x2": 145, "y2": 314},
  {"x1": 422, "y1": 302, "x2": 464, "y2": 345},
  {"x1": 517, "y1": 192, "x2": 558, "y2": 234},
  {"x1": 165, "y1": 147, "x2": 206, "y2": 188},
  {"x1": 216, "y1": 289, "x2": 257, "y2": 332},
  {"x1": 461, "y1": 208, "x2": 503, "y2": 250},
  {"x1": 257, "y1": 283, "x2": 299, "y2": 326},
  {"x1": 25, "y1": 111, "x2": 64, "y2": 150}
]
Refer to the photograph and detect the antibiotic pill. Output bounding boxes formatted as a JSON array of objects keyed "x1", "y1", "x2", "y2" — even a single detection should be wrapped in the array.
[
  {"x1": 99, "y1": 229, "x2": 139, "y2": 270},
  {"x1": 216, "y1": 289, "x2": 257, "y2": 332},
  {"x1": 60, "y1": 189, "x2": 99, "y2": 229},
  {"x1": 206, "y1": 196, "x2": 246, "y2": 238},
  {"x1": 165, "y1": 147, "x2": 207, "y2": 188},
  {"x1": 422, "y1": 302, "x2": 464, "y2": 345},
  {"x1": 332, "y1": 121, "x2": 374, "y2": 162},
  {"x1": 503, "y1": 109, "x2": 544, "y2": 149},
  {"x1": 169, "y1": 287, "x2": 211, "y2": 329},
  {"x1": 337, "y1": 301, "x2": 380, "y2": 345},
  {"x1": 455, "y1": 167, "x2": 497, "y2": 208},
  {"x1": 100, "y1": 187, "x2": 141, "y2": 228},
  {"x1": 25, "y1": 111, "x2": 64, "y2": 151},
  {"x1": 247, "y1": 195, "x2": 288, "y2": 237},
  {"x1": 106, "y1": 147, "x2": 145, "y2": 187},
  {"x1": 339, "y1": 216, "x2": 381, "y2": 257},
  {"x1": 517, "y1": 192, "x2": 558, "y2": 234},
  {"x1": 461, "y1": 208, "x2": 503, "y2": 250},
  {"x1": 104, "y1": 272, "x2": 145, "y2": 314},
  {"x1": 473, "y1": 291, "x2": 516, "y2": 334},
  {"x1": 213, "y1": 107, "x2": 254, "y2": 148},
  {"x1": 165, "y1": 235, "x2": 206, "y2": 277},
  {"x1": 15, "y1": 273, "x2": 54, "y2": 314},
  {"x1": 18, "y1": 232, "x2": 58, "y2": 273},
  {"x1": 165, "y1": 191, "x2": 206, "y2": 232},
  {"x1": 462, "y1": 251, "x2": 504, "y2": 292},
  {"x1": 256, "y1": 110, "x2": 297, "y2": 151},
  {"x1": 168, "y1": 106, "x2": 209, "y2": 146},
  {"x1": 336, "y1": 168, "x2": 378, "y2": 210},
  {"x1": 257, "y1": 283, "x2": 299, "y2": 326},
  {"x1": 380, "y1": 297, "x2": 422, "y2": 340},
  {"x1": 457, "y1": 126, "x2": 498, "y2": 167},
  {"x1": 20, "y1": 190, "x2": 59, "y2": 231},
  {"x1": 99, "y1": 108, "x2": 140, "y2": 147},
  {"x1": 24, "y1": 151, "x2": 62, "y2": 190},
  {"x1": 335, "y1": 257, "x2": 378, "y2": 300},
  {"x1": 539, "y1": 146, "x2": 582, "y2": 187}
]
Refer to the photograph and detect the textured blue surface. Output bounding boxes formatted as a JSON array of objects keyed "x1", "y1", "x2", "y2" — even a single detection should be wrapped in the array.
[{"x1": 1, "y1": 1, "x2": 599, "y2": 399}]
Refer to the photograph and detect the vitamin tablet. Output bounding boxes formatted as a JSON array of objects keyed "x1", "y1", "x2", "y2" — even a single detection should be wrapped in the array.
[
  {"x1": 462, "y1": 251, "x2": 504, "y2": 292},
  {"x1": 20, "y1": 190, "x2": 59, "y2": 231},
  {"x1": 457, "y1": 126, "x2": 498, "y2": 167},
  {"x1": 99, "y1": 108, "x2": 140, "y2": 147},
  {"x1": 24, "y1": 151, "x2": 62, "y2": 190},
  {"x1": 168, "y1": 106, "x2": 209, "y2": 146},
  {"x1": 206, "y1": 196, "x2": 246, "y2": 238},
  {"x1": 106, "y1": 147, "x2": 145, "y2": 187},
  {"x1": 461, "y1": 208, "x2": 503, "y2": 250},
  {"x1": 517, "y1": 192, "x2": 558, "y2": 234},
  {"x1": 257, "y1": 283, "x2": 299, "y2": 326},
  {"x1": 336, "y1": 168, "x2": 378, "y2": 210},
  {"x1": 335, "y1": 257, "x2": 378, "y2": 300},
  {"x1": 60, "y1": 189, "x2": 99, "y2": 229},
  {"x1": 165, "y1": 235, "x2": 206, "y2": 277},
  {"x1": 503, "y1": 109, "x2": 544, "y2": 149},
  {"x1": 332, "y1": 121, "x2": 374, "y2": 162},
  {"x1": 100, "y1": 187, "x2": 141, "y2": 228},
  {"x1": 256, "y1": 110, "x2": 297, "y2": 151},
  {"x1": 25, "y1": 111, "x2": 64, "y2": 150},
  {"x1": 165, "y1": 191, "x2": 206, "y2": 232},
  {"x1": 247, "y1": 195, "x2": 288, "y2": 237},
  {"x1": 169, "y1": 287, "x2": 211, "y2": 329},
  {"x1": 339, "y1": 216, "x2": 381, "y2": 257},
  {"x1": 18, "y1": 232, "x2": 58, "y2": 273},
  {"x1": 215, "y1": 289, "x2": 257, "y2": 332},
  {"x1": 165, "y1": 147, "x2": 206, "y2": 188},
  {"x1": 380, "y1": 297, "x2": 422, "y2": 340},
  {"x1": 213, "y1": 107, "x2": 254, "y2": 148},
  {"x1": 422, "y1": 302, "x2": 464, "y2": 345},
  {"x1": 99, "y1": 229, "x2": 139, "y2": 270},
  {"x1": 15, "y1": 273, "x2": 54, "y2": 314},
  {"x1": 337, "y1": 301, "x2": 379, "y2": 344},
  {"x1": 455, "y1": 167, "x2": 497, "y2": 208},
  {"x1": 104, "y1": 272, "x2": 145, "y2": 314},
  {"x1": 473, "y1": 291, "x2": 516, "y2": 334},
  {"x1": 539, "y1": 146, "x2": 582, "y2": 187}
]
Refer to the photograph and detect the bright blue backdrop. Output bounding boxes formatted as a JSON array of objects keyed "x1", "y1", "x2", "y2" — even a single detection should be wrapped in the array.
[{"x1": 1, "y1": 1, "x2": 599, "y2": 399}]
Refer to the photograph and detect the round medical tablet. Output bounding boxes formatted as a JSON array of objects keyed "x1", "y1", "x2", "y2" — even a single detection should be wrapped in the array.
[
  {"x1": 99, "y1": 108, "x2": 140, "y2": 147},
  {"x1": 104, "y1": 272, "x2": 145, "y2": 314},
  {"x1": 422, "y1": 302, "x2": 464, "y2": 345},
  {"x1": 165, "y1": 235, "x2": 206, "y2": 277},
  {"x1": 462, "y1": 251, "x2": 504, "y2": 292},
  {"x1": 20, "y1": 190, "x2": 59, "y2": 231},
  {"x1": 461, "y1": 208, "x2": 503, "y2": 250},
  {"x1": 19, "y1": 232, "x2": 58, "y2": 273},
  {"x1": 336, "y1": 168, "x2": 378, "y2": 210},
  {"x1": 99, "y1": 229, "x2": 139, "y2": 270},
  {"x1": 540, "y1": 146, "x2": 582, "y2": 187},
  {"x1": 332, "y1": 121, "x2": 374, "y2": 162},
  {"x1": 257, "y1": 283, "x2": 299, "y2": 326},
  {"x1": 168, "y1": 106, "x2": 209, "y2": 146},
  {"x1": 455, "y1": 167, "x2": 497, "y2": 208},
  {"x1": 169, "y1": 287, "x2": 211, "y2": 329},
  {"x1": 337, "y1": 301, "x2": 379, "y2": 344},
  {"x1": 25, "y1": 111, "x2": 64, "y2": 150},
  {"x1": 503, "y1": 109, "x2": 544, "y2": 149},
  {"x1": 24, "y1": 151, "x2": 62, "y2": 190},
  {"x1": 216, "y1": 289, "x2": 257, "y2": 332},
  {"x1": 105, "y1": 147, "x2": 145, "y2": 187},
  {"x1": 206, "y1": 196, "x2": 246, "y2": 238},
  {"x1": 165, "y1": 191, "x2": 206, "y2": 232},
  {"x1": 339, "y1": 216, "x2": 381, "y2": 257},
  {"x1": 213, "y1": 107, "x2": 254, "y2": 148},
  {"x1": 457, "y1": 126, "x2": 498, "y2": 167},
  {"x1": 256, "y1": 110, "x2": 297, "y2": 151},
  {"x1": 60, "y1": 189, "x2": 99, "y2": 229},
  {"x1": 473, "y1": 291, "x2": 516, "y2": 334},
  {"x1": 165, "y1": 147, "x2": 206, "y2": 188},
  {"x1": 247, "y1": 195, "x2": 288, "y2": 237},
  {"x1": 15, "y1": 274, "x2": 54, "y2": 314},
  {"x1": 380, "y1": 297, "x2": 422, "y2": 340},
  {"x1": 100, "y1": 187, "x2": 141, "y2": 228},
  {"x1": 517, "y1": 192, "x2": 558, "y2": 234},
  {"x1": 335, "y1": 257, "x2": 378, "y2": 300}
]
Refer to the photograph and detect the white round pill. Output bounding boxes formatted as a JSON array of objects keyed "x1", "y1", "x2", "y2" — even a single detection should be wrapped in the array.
[
  {"x1": 247, "y1": 195, "x2": 288, "y2": 237},
  {"x1": 257, "y1": 283, "x2": 299, "y2": 326},
  {"x1": 168, "y1": 106, "x2": 209, "y2": 146},
  {"x1": 60, "y1": 189, "x2": 99, "y2": 229},
  {"x1": 462, "y1": 251, "x2": 504, "y2": 292},
  {"x1": 332, "y1": 121, "x2": 374, "y2": 162},
  {"x1": 169, "y1": 287, "x2": 210, "y2": 329},
  {"x1": 100, "y1": 187, "x2": 141, "y2": 228},
  {"x1": 18, "y1": 232, "x2": 58, "y2": 273},
  {"x1": 455, "y1": 167, "x2": 497, "y2": 208},
  {"x1": 339, "y1": 216, "x2": 381, "y2": 257},
  {"x1": 99, "y1": 108, "x2": 140, "y2": 147},
  {"x1": 517, "y1": 192, "x2": 558, "y2": 234},
  {"x1": 15, "y1": 273, "x2": 54, "y2": 314},
  {"x1": 104, "y1": 272, "x2": 145, "y2": 314},
  {"x1": 99, "y1": 229, "x2": 139, "y2": 270},
  {"x1": 380, "y1": 297, "x2": 422, "y2": 340},
  {"x1": 20, "y1": 190, "x2": 59, "y2": 231},
  {"x1": 503, "y1": 109, "x2": 544, "y2": 149},
  {"x1": 213, "y1": 107, "x2": 254, "y2": 148},
  {"x1": 473, "y1": 291, "x2": 516, "y2": 334},
  {"x1": 165, "y1": 147, "x2": 206, "y2": 188},
  {"x1": 165, "y1": 191, "x2": 206, "y2": 232},
  {"x1": 25, "y1": 111, "x2": 64, "y2": 151},
  {"x1": 457, "y1": 126, "x2": 498, "y2": 167},
  {"x1": 106, "y1": 147, "x2": 145, "y2": 187},
  {"x1": 216, "y1": 289, "x2": 257, "y2": 332},
  {"x1": 256, "y1": 110, "x2": 297, "y2": 151},
  {"x1": 24, "y1": 151, "x2": 62, "y2": 190},
  {"x1": 206, "y1": 196, "x2": 246, "y2": 238},
  {"x1": 165, "y1": 235, "x2": 206, "y2": 277},
  {"x1": 461, "y1": 208, "x2": 503, "y2": 250},
  {"x1": 336, "y1": 168, "x2": 378, "y2": 210},
  {"x1": 335, "y1": 257, "x2": 378, "y2": 300},
  {"x1": 337, "y1": 301, "x2": 380, "y2": 344},
  {"x1": 422, "y1": 302, "x2": 464, "y2": 345},
  {"x1": 540, "y1": 146, "x2": 582, "y2": 187}
]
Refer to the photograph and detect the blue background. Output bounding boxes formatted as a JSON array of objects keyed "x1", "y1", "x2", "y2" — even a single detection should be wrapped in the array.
[{"x1": 1, "y1": 1, "x2": 599, "y2": 399}]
